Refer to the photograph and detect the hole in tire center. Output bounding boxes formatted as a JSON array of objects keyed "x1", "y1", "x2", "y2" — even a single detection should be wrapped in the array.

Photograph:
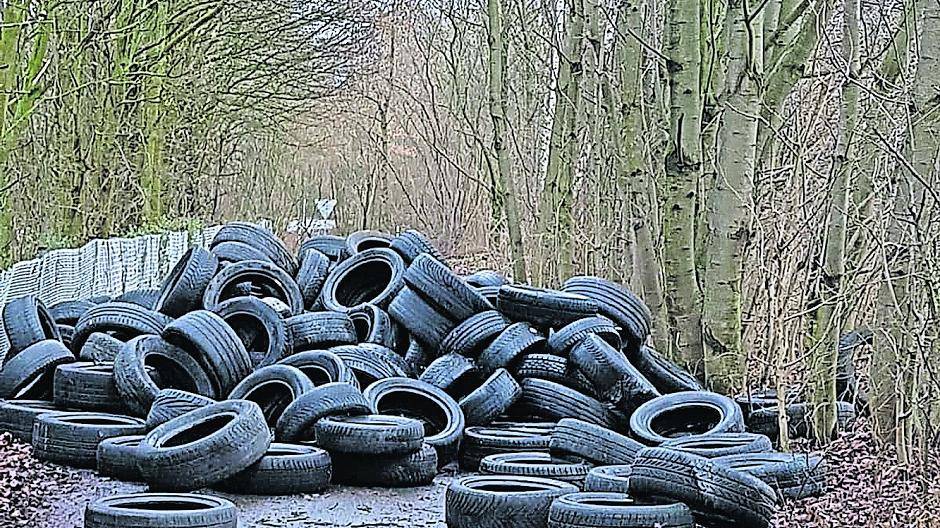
[
  {"x1": 334, "y1": 261, "x2": 393, "y2": 307},
  {"x1": 59, "y1": 416, "x2": 136, "y2": 426},
  {"x1": 681, "y1": 440, "x2": 741, "y2": 450},
  {"x1": 160, "y1": 413, "x2": 236, "y2": 448},
  {"x1": 39, "y1": 312, "x2": 58, "y2": 339},
  {"x1": 350, "y1": 314, "x2": 372, "y2": 342},
  {"x1": 578, "y1": 497, "x2": 636, "y2": 507},
  {"x1": 474, "y1": 483, "x2": 553, "y2": 493},
  {"x1": 650, "y1": 404, "x2": 722, "y2": 438},
  {"x1": 356, "y1": 239, "x2": 391, "y2": 252},
  {"x1": 298, "y1": 365, "x2": 334, "y2": 386},
  {"x1": 374, "y1": 391, "x2": 447, "y2": 437},
  {"x1": 241, "y1": 380, "x2": 294, "y2": 423},
  {"x1": 113, "y1": 500, "x2": 213, "y2": 512},
  {"x1": 145, "y1": 354, "x2": 199, "y2": 393},
  {"x1": 226, "y1": 314, "x2": 270, "y2": 354}
]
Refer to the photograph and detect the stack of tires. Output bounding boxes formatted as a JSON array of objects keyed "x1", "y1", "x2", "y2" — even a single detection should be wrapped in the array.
[{"x1": 0, "y1": 222, "x2": 834, "y2": 528}]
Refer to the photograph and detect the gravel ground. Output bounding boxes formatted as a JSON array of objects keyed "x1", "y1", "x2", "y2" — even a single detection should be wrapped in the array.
[{"x1": 1, "y1": 419, "x2": 937, "y2": 528}]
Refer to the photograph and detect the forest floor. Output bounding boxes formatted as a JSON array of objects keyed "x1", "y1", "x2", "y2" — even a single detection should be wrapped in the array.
[{"x1": 1, "y1": 418, "x2": 937, "y2": 528}]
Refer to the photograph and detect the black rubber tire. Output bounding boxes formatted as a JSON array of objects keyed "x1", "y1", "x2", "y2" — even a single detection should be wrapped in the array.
[
  {"x1": 214, "y1": 443, "x2": 332, "y2": 495},
  {"x1": 390, "y1": 229, "x2": 446, "y2": 264},
  {"x1": 58, "y1": 324, "x2": 74, "y2": 349},
  {"x1": 629, "y1": 447, "x2": 777, "y2": 528},
  {"x1": 364, "y1": 377, "x2": 465, "y2": 466},
  {"x1": 210, "y1": 240, "x2": 274, "y2": 267},
  {"x1": 78, "y1": 332, "x2": 125, "y2": 363},
  {"x1": 300, "y1": 235, "x2": 346, "y2": 263},
  {"x1": 0, "y1": 339, "x2": 74, "y2": 399},
  {"x1": 513, "y1": 378, "x2": 615, "y2": 429},
  {"x1": 114, "y1": 335, "x2": 217, "y2": 415},
  {"x1": 714, "y1": 452, "x2": 827, "y2": 500},
  {"x1": 138, "y1": 400, "x2": 271, "y2": 491},
  {"x1": 202, "y1": 259, "x2": 303, "y2": 315},
  {"x1": 71, "y1": 302, "x2": 172, "y2": 352},
  {"x1": 331, "y1": 442, "x2": 437, "y2": 487},
  {"x1": 480, "y1": 451, "x2": 592, "y2": 485},
  {"x1": 276, "y1": 350, "x2": 356, "y2": 387},
  {"x1": 404, "y1": 253, "x2": 492, "y2": 320},
  {"x1": 146, "y1": 389, "x2": 217, "y2": 430},
  {"x1": 285, "y1": 312, "x2": 357, "y2": 352},
  {"x1": 420, "y1": 354, "x2": 480, "y2": 399},
  {"x1": 569, "y1": 335, "x2": 658, "y2": 409},
  {"x1": 629, "y1": 391, "x2": 744, "y2": 445},
  {"x1": 49, "y1": 300, "x2": 96, "y2": 326},
  {"x1": 562, "y1": 276, "x2": 651, "y2": 347},
  {"x1": 545, "y1": 316, "x2": 621, "y2": 356},
  {"x1": 113, "y1": 289, "x2": 161, "y2": 309},
  {"x1": 459, "y1": 424, "x2": 553, "y2": 471},
  {"x1": 549, "y1": 418, "x2": 644, "y2": 466},
  {"x1": 475, "y1": 285, "x2": 501, "y2": 306},
  {"x1": 583, "y1": 465, "x2": 632, "y2": 494},
  {"x1": 459, "y1": 368, "x2": 521, "y2": 426},
  {"x1": 403, "y1": 337, "x2": 433, "y2": 375},
  {"x1": 162, "y1": 310, "x2": 252, "y2": 397},
  {"x1": 211, "y1": 221, "x2": 298, "y2": 275},
  {"x1": 96, "y1": 434, "x2": 145, "y2": 481},
  {"x1": 747, "y1": 401, "x2": 855, "y2": 442},
  {"x1": 632, "y1": 346, "x2": 704, "y2": 394},
  {"x1": 2, "y1": 295, "x2": 62, "y2": 361},
  {"x1": 53, "y1": 362, "x2": 126, "y2": 413},
  {"x1": 319, "y1": 248, "x2": 406, "y2": 312},
  {"x1": 661, "y1": 432, "x2": 773, "y2": 458},
  {"x1": 212, "y1": 296, "x2": 288, "y2": 367},
  {"x1": 512, "y1": 353, "x2": 597, "y2": 397},
  {"x1": 440, "y1": 310, "x2": 511, "y2": 357},
  {"x1": 345, "y1": 229, "x2": 394, "y2": 256},
  {"x1": 0, "y1": 399, "x2": 63, "y2": 442},
  {"x1": 347, "y1": 303, "x2": 401, "y2": 350},
  {"x1": 84, "y1": 493, "x2": 237, "y2": 528},
  {"x1": 32, "y1": 411, "x2": 145, "y2": 468},
  {"x1": 331, "y1": 343, "x2": 410, "y2": 387},
  {"x1": 275, "y1": 382, "x2": 372, "y2": 442},
  {"x1": 463, "y1": 270, "x2": 509, "y2": 288},
  {"x1": 228, "y1": 365, "x2": 314, "y2": 426},
  {"x1": 315, "y1": 414, "x2": 424, "y2": 455},
  {"x1": 445, "y1": 475, "x2": 578, "y2": 528},
  {"x1": 478, "y1": 322, "x2": 545, "y2": 376},
  {"x1": 155, "y1": 247, "x2": 219, "y2": 317},
  {"x1": 734, "y1": 388, "x2": 797, "y2": 419},
  {"x1": 497, "y1": 285, "x2": 598, "y2": 329},
  {"x1": 295, "y1": 248, "x2": 331, "y2": 310},
  {"x1": 388, "y1": 286, "x2": 456, "y2": 348},
  {"x1": 547, "y1": 492, "x2": 696, "y2": 528}
]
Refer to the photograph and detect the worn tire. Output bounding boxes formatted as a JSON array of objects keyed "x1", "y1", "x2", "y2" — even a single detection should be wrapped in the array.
[
  {"x1": 714, "y1": 452, "x2": 827, "y2": 500},
  {"x1": 2, "y1": 296, "x2": 61, "y2": 362},
  {"x1": 319, "y1": 248, "x2": 406, "y2": 312},
  {"x1": 300, "y1": 235, "x2": 346, "y2": 263},
  {"x1": 97, "y1": 434, "x2": 146, "y2": 481},
  {"x1": 629, "y1": 391, "x2": 744, "y2": 445},
  {"x1": 72, "y1": 302, "x2": 172, "y2": 353},
  {"x1": 388, "y1": 286, "x2": 456, "y2": 348},
  {"x1": 390, "y1": 229, "x2": 446, "y2": 264},
  {"x1": 545, "y1": 316, "x2": 621, "y2": 356},
  {"x1": 747, "y1": 401, "x2": 855, "y2": 442},
  {"x1": 459, "y1": 424, "x2": 553, "y2": 471},
  {"x1": 347, "y1": 303, "x2": 402, "y2": 350},
  {"x1": 228, "y1": 365, "x2": 314, "y2": 426},
  {"x1": 478, "y1": 322, "x2": 545, "y2": 376},
  {"x1": 513, "y1": 378, "x2": 614, "y2": 429},
  {"x1": 146, "y1": 389, "x2": 216, "y2": 430},
  {"x1": 512, "y1": 353, "x2": 596, "y2": 397},
  {"x1": 212, "y1": 296, "x2": 288, "y2": 367},
  {"x1": 480, "y1": 452, "x2": 592, "y2": 486},
  {"x1": 211, "y1": 240, "x2": 274, "y2": 268},
  {"x1": 0, "y1": 339, "x2": 74, "y2": 399},
  {"x1": 331, "y1": 343, "x2": 410, "y2": 387},
  {"x1": 583, "y1": 465, "x2": 632, "y2": 494},
  {"x1": 459, "y1": 368, "x2": 521, "y2": 426},
  {"x1": 162, "y1": 311, "x2": 252, "y2": 397},
  {"x1": 549, "y1": 418, "x2": 644, "y2": 466},
  {"x1": 155, "y1": 247, "x2": 219, "y2": 317},
  {"x1": 53, "y1": 362, "x2": 127, "y2": 413},
  {"x1": 84, "y1": 493, "x2": 237, "y2": 528},
  {"x1": 0, "y1": 399, "x2": 63, "y2": 442},
  {"x1": 497, "y1": 285, "x2": 598, "y2": 329},
  {"x1": 463, "y1": 270, "x2": 509, "y2": 288},
  {"x1": 285, "y1": 312, "x2": 357, "y2": 352},
  {"x1": 570, "y1": 335, "x2": 658, "y2": 410},
  {"x1": 214, "y1": 443, "x2": 332, "y2": 495},
  {"x1": 203, "y1": 260, "x2": 303, "y2": 315},
  {"x1": 295, "y1": 248, "x2": 331, "y2": 310},
  {"x1": 32, "y1": 412, "x2": 145, "y2": 468},
  {"x1": 331, "y1": 442, "x2": 437, "y2": 487},
  {"x1": 315, "y1": 414, "x2": 425, "y2": 455},
  {"x1": 445, "y1": 475, "x2": 578, "y2": 528},
  {"x1": 632, "y1": 346, "x2": 704, "y2": 394},
  {"x1": 440, "y1": 310, "x2": 510, "y2": 357},
  {"x1": 49, "y1": 300, "x2": 96, "y2": 327},
  {"x1": 661, "y1": 432, "x2": 773, "y2": 458},
  {"x1": 562, "y1": 276, "x2": 651, "y2": 347},
  {"x1": 275, "y1": 382, "x2": 372, "y2": 442},
  {"x1": 78, "y1": 332, "x2": 125, "y2": 363},
  {"x1": 404, "y1": 254, "x2": 492, "y2": 320},
  {"x1": 547, "y1": 492, "x2": 695, "y2": 528},
  {"x1": 419, "y1": 354, "x2": 480, "y2": 399},
  {"x1": 276, "y1": 350, "x2": 356, "y2": 387},
  {"x1": 211, "y1": 221, "x2": 297, "y2": 275},
  {"x1": 345, "y1": 230, "x2": 394, "y2": 256}
]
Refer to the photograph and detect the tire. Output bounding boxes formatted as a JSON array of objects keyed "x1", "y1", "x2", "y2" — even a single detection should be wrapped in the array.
[
  {"x1": 480, "y1": 452, "x2": 592, "y2": 485},
  {"x1": 347, "y1": 303, "x2": 402, "y2": 350},
  {"x1": 146, "y1": 389, "x2": 216, "y2": 430},
  {"x1": 459, "y1": 424, "x2": 553, "y2": 471},
  {"x1": 214, "y1": 443, "x2": 332, "y2": 495},
  {"x1": 210, "y1": 240, "x2": 274, "y2": 267},
  {"x1": 315, "y1": 414, "x2": 424, "y2": 455},
  {"x1": 364, "y1": 377, "x2": 465, "y2": 466},
  {"x1": 211, "y1": 221, "x2": 297, "y2": 275},
  {"x1": 97, "y1": 435, "x2": 145, "y2": 481},
  {"x1": 549, "y1": 418, "x2": 644, "y2": 466},
  {"x1": 569, "y1": 335, "x2": 658, "y2": 409},
  {"x1": 629, "y1": 391, "x2": 744, "y2": 445},
  {"x1": 747, "y1": 401, "x2": 855, "y2": 442},
  {"x1": 390, "y1": 229, "x2": 446, "y2": 264},
  {"x1": 300, "y1": 235, "x2": 346, "y2": 263},
  {"x1": 58, "y1": 324, "x2": 75, "y2": 349},
  {"x1": 285, "y1": 312, "x2": 357, "y2": 352},
  {"x1": 0, "y1": 339, "x2": 74, "y2": 399},
  {"x1": 49, "y1": 300, "x2": 96, "y2": 326},
  {"x1": 319, "y1": 248, "x2": 406, "y2": 312},
  {"x1": 583, "y1": 465, "x2": 632, "y2": 494},
  {"x1": 71, "y1": 302, "x2": 172, "y2": 352},
  {"x1": 513, "y1": 353, "x2": 597, "y2": 397},
  {"x1": 562, "y1": 276, "x2": 651, "y2": 347},
  {"x1": 32, "y1": 412, "x2": 145, "y2": 468},
  {"x1": 714, "y1": 452, "x2": 826, "y2": 500},
  {"x1": 661, "y1": 432, "x2": 773, "y2": 458},
  {"x1": 463, "y1": 270, "x2": 509, "y2": 288},
  {"x1": 2, "y1": 295, "x2": 62, "y2": 361},
  {"x1": 629, "y1": 447, "x2": 777, "y2": 528},
  {"x1": 295, "y1": 248, "x2": 330, "y2": 310},
  {"x1": 547, "y1": 492, "x2": 695, "y2": 528},
  {"x1": 497, "y1": 285, "x2": 598, "y2": 329},
  {"x1": 155, "y1": 247, "x2": 219, "y2": 317},
  {"x1": 459, "y1": 368, "x2": 521, "y2": 426},
  {"x1": 162, "y1": 310, "x2": 252, "y2": 397},
  {"x1": 478, "y1": 322, "x2": 545, "y2": 376},
  {"x1": 212, "y1": 296, "x2": 289, "y2": 367},
  {"x1": 513, "y1": 378, "x2": 614, "y2": 429},
  {"x1": 445, "y1": 475, "x2": 578, "y2": 528},
  {"x1": 228, "y1": 365, "x2": 314, "y2": 426},
  {"x1": 78, "y1": 332, "x2": 125, "y2": 363},
  {"x1": 403, "y1": 337, "x2": 433, "y2": 375},
  {"x1": 114, "y1": 335, "x2": 217, "y2": 415},
  {"x1": 275, "y1": 382, "x2": 372, "y2": 442},
  {"x1": 420, "y1": 354, "x2": 480, "y2": 399},
  {"x1": 404, "y1": 254, "x2": 492, "y2": 320},
  {"x1": 440, "y1": 310, "x2": 511, "y2": 357},
  {"x1": 138, "y1": 400, "x2": 271, "y2": 491},
  {"x1": 632, "y1": 346, "x2": 704, "y2": 394},
  {"x1": 734, "y1": 388, "x2": 797, "y2": 419},
  {"x1": 475, "y1": 285, "x2": 501, "y2": 306},
  {"x1": 115, "y1": 289, "x2": 161, "y2": 309},
  {"x1": 331, "y1": 343, "x2": 410, "y2": 387},
  {"x1": 53, "y1": 362, "x2": 126, "y2": 413},
  {"x1": 331, "y1": 442, "x2": 437, "y2": 487},
  {"x1": 203, "y1": 260, "x2": 303, "y2": 315},
  {"x1": 276, "y1": 350, "x2": 355, "y2": 387},
  {"x1": 837, "y1": 330, "x2": 871, "y2": 407},
  {"x1": 84, "y1": 493, "x2": 236, "y2": 528},
  {"x1": 0, "y1": 399, "x2": 63, "y2": 442},
  {"x1": 389, "y1": 286, "x2": 456, "y2": 348},
  {"x1": 345, "y1": 229, "x2": 394, "y2": 256},
  {"x1": 545, "y1": 316, "x2": 621, "y2": 356}
]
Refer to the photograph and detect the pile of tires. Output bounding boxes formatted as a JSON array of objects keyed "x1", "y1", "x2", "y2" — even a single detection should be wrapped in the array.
[{"x1": 0, "y1": 222, "x2": 832, "y2": 528}]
